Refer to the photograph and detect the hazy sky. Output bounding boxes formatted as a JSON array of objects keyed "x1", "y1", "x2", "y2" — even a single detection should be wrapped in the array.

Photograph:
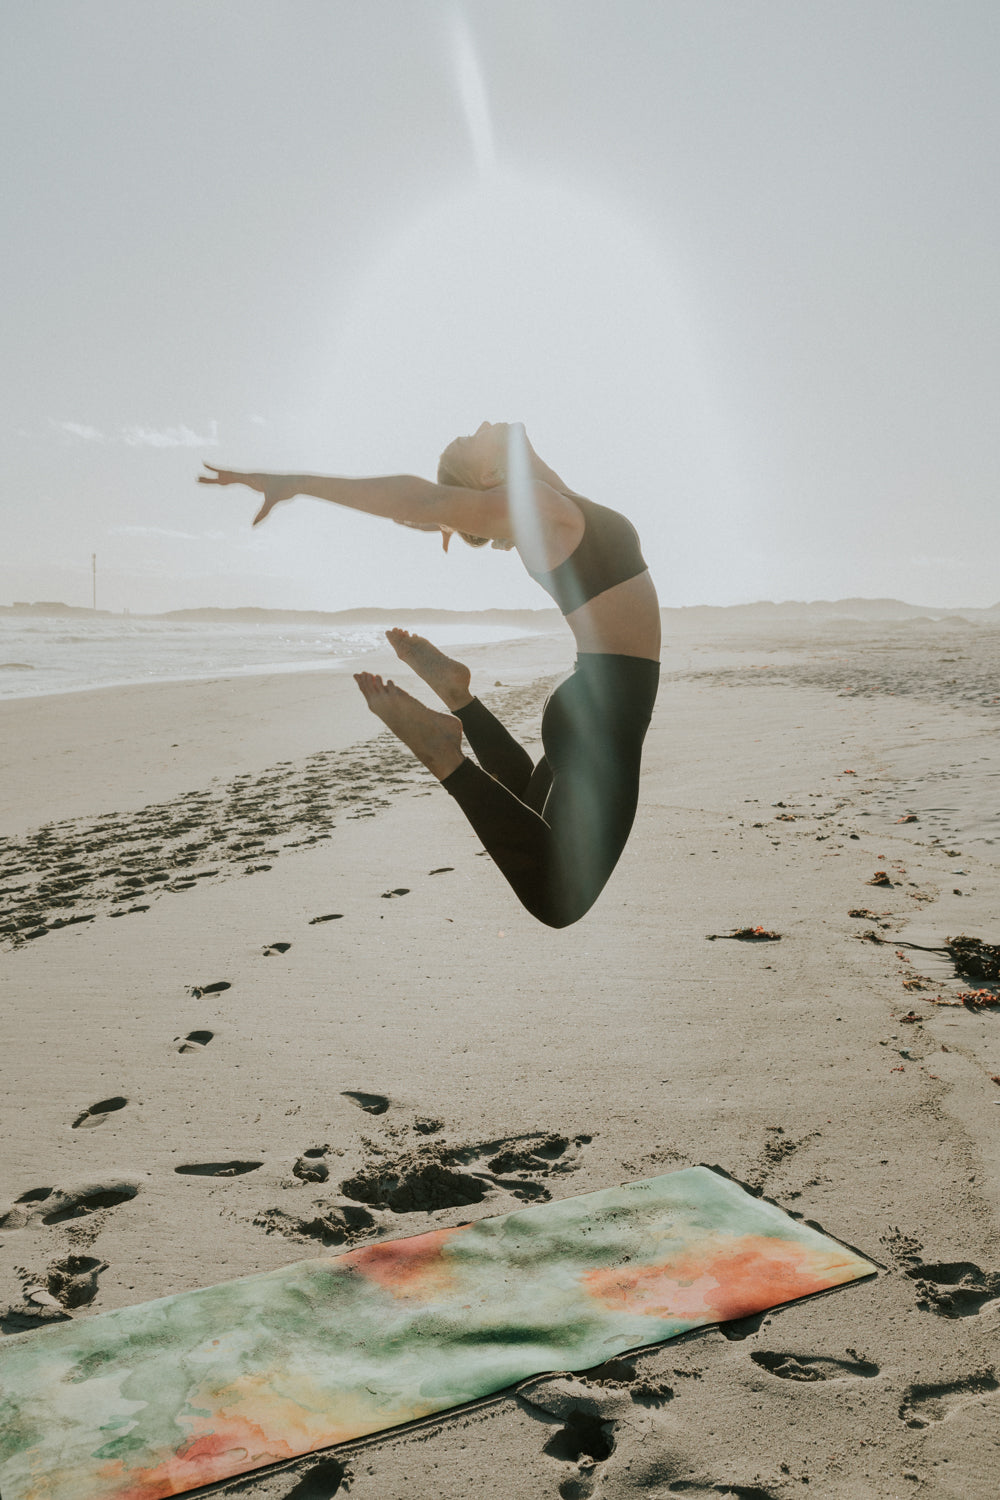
[{"x1": 3, "y1": 1, "x2": 998, "y2": 613}]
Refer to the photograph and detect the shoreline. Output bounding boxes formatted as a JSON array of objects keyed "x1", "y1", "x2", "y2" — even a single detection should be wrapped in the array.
[
  {"x1": 0, "y1": 612, "x2": 560, "y2": 705},
  {"x1": 0, "y1": 630, "x2": 572, "y2": 837},
  {"x1": 2, "y1": 623, "x2": 999, "y2": 1497},
  {"x1": 5, "y1": 608, "x2": 1000, "y2": 708}
]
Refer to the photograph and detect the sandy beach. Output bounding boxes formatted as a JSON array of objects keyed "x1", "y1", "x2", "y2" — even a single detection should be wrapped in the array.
[{"x1": 2, "y1": 618, "x2": 999, "y2": 1499}]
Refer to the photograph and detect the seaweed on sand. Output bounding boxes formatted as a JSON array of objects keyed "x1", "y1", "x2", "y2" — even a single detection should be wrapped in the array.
[
  {"x1": 944, "y1": 935, "x2": 1000, "y2": 982},
  {"x1": 706, "y1": 926, "x2": 782, "y2": 942},
  {"x1": 867, "y1": 932, "x2": 1000, "y2": 985}
]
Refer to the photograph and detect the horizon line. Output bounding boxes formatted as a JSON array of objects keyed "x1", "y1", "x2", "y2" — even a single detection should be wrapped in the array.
[{"x1": 4, "y1": 596, "x2": 1000, "y2": 619}]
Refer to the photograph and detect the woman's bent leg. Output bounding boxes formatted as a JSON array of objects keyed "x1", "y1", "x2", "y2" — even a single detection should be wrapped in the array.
[
  {"x1": 442, "y1": 656, "x2": 658, "y2": 928},
  {"x1": 441, "y1": 754, "x2": 636, "y2": 928},
  {"x1": 453, "y1": 697, "x2": 535, "y2": 796},
  {"x1": 440, "y1": 758, "x2": 565, "y2": 923}
]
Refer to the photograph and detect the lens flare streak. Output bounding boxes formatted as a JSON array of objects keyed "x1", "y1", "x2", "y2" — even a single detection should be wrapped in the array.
[
  {"x1": 505, "y1": 423, "x2": 546, "y2": 569},
  {"x1": 449, "y1": 8, "x2": 496, "y2": 179}
]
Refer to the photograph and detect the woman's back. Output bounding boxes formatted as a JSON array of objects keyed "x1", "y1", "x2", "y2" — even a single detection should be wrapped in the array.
[
  {"x1": 518, "y1": 489, "x2": 661, "y2": 661},
  {"x1": 564, "y1": 569, "x2": 661, "y2": 660}
]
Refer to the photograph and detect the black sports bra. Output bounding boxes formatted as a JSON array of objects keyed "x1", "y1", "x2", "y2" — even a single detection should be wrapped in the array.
[{"x1": 526, "y1": 495, "x2": 648, "y2": 615}]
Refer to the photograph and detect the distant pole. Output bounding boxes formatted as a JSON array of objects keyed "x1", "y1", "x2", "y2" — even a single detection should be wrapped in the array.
[{"x1": 92, "y1": 553, "x2": 96, "y2": 611}]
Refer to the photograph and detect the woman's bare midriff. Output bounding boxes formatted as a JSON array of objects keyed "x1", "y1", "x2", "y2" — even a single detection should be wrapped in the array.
[{"x1": 564, "y1": 571, "x2": 661, "y2": 661}]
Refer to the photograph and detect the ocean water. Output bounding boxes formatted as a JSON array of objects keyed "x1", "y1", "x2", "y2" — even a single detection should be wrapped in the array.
[{"x1": 0, "y1": 615, "x2": 538, "y2": 701}]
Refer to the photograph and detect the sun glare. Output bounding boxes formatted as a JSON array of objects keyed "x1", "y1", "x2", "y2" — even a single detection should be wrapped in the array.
[
  {"x1": 505, "y1": 421, "x2": 545, "y2": 567},
  {"x1": 301, "y1": 169, "x2": 741, "y2": 588},
  {"x1": 449, "y1": 6, "x2": 496, "y2": 180},
  {"x1": 290, "y1": 11, "x2": 750, "y2": 606}
]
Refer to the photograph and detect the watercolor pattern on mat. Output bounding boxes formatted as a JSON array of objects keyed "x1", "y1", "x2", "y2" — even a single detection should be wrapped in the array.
[{"x1": 0, "y1": 1166, "x2": 876, "y2": 1500}]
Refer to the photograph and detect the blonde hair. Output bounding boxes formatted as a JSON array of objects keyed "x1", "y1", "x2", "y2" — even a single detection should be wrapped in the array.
[
  {"x1": 437, "y1": 426, "x2": 510, "y2": 549},
  {"x1": 437, "y1": 424, "x2": 508, "y2": 488}
]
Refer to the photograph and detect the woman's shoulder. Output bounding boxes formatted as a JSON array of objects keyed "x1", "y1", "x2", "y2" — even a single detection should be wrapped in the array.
[{"x1": 508, "y1": 482, "x2": 586, "y2": 571}]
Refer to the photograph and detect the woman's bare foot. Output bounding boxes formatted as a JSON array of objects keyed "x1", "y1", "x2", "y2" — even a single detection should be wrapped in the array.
[
  {"x1": 353, "y1": 673, "x2": 465, "y2": 780},
  {"x1": 385, "y1": 628, "x2": 473, "y2": 711}
]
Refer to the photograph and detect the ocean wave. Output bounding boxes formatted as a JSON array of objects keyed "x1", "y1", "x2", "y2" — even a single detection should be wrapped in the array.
[
  {"x1": 0, "y1": 618, "x2": 539, "y2": 700},
  {"x1": 53, "y1": 634, "x2": 127, "y2": 645}
]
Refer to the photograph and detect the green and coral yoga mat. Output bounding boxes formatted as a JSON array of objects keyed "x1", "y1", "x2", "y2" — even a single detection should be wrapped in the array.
[{"x1": 0, "y1": 1166, "x2": 875, "y2": 1500}]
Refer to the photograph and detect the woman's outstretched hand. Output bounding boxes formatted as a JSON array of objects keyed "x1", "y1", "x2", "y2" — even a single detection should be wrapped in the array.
[{"x1": 197, "y1": 465, "x2": 299, "y2": 526}]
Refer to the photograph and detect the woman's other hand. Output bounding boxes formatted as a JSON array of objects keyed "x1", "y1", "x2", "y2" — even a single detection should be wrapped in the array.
[{"x1": 197, "y1": 465, "x2": 299, "y2": 526}]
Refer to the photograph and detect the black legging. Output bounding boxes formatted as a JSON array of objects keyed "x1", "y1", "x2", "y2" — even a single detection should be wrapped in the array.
[{"x1": 440, "y1": 653, "x2": 659, "y2": 928}]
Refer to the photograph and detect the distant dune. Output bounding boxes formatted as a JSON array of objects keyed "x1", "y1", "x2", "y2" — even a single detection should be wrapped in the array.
[
  {"x1": 0, "y1": 601, "x2": 117, "y2": 618},
  {"x1": 662, "y1": 597, "x2": 1000, "y2": 628},
  {"x1": 156, "y1": 605, "x2": 562, "y2": 628},
  {"x1": 3, "y1": 597, "x2": 1000, "y2": 625}
]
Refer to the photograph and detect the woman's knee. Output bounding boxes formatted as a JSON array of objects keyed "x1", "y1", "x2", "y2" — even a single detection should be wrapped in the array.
[{"x1": 532, "y1": 884, "x2": 600, "y2": 929}]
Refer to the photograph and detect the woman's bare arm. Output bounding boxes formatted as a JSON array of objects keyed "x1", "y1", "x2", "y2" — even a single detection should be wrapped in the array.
[{"x1": 197, "y1": 465, "x2": 517, "y2": 539}]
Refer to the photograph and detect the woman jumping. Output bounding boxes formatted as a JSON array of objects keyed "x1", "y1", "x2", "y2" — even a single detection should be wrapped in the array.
[{"x1": 199, "y1": 422, "x2": 660, "y2": 928}]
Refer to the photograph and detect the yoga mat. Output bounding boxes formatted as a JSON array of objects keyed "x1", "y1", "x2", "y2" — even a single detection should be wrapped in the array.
[{"x1": 0, "y1": 1166, "x2": 875, "y2": 1500}]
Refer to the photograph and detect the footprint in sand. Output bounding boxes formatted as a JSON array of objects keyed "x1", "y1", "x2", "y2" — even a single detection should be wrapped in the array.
[
  {"x1": 0, "y1": 1187, "x2": 54, "y2": 1232},
  {"x1": 262, "y1": 941, "x2": 292, "y2": 955},
  {"x1": 44, "y1": 1253, "x2": 108, "y2": 1309},
  {"x1": 0, "y1": 1302, "x2": 70, "y2": 1334},
  {"x1": 899, "y1": 1369, "x2": 999, "y2": 1427},
  {"x1": 175, "y1": 1161, "x2": 263, "y2": 1177},
  {"x1": 0, "y1": 1182, "x2": 139, "y2": 1231},
  {"x1": 481, "y1": 1134, "x2": 590, "y2": 1179},
  {"x1": 719, "y1": 1310, "x2": 772, "y2": 1342},
  {"x1": 293, "y1": 1148, "x2": 330, "y2": 1184},
  {"x1": 43, "y1": 1184, "x2": 139, "y2": 1225},
  {"x1": 340, "y1": 1159, "x2": 490, "y2": 1214},
  {"x1": 176, "y1": 1030, "x2": 214, "y2": 1053},
  {"x1": 309, "y1": 913, "x2": 344, "y2": 924},
  {"x1": 187, "y1": 980, "x2": 231, "y2": 999},
  {"x1": 255, "y1": 1202, "x2": 377, "y2": 1248},
  {"x1": 341, "y1": 1090, "x2": 390, "y2": 1116},
  {"x1": 339, "y1": 1131, "x2": 593, "y2": 1214},
  {"x1": 280, "y1": 1457, "x2": 349, "y2": 1499},
  {"x1": 381, "y1": 887, "x2": 410, "y2": 898},
  {"x1": 543, "y1": 1408, "x2": 615, "y2": 1463},
  {"x1": 253, "y1": 1131, "x2": 594, "y2": 1252},
  {"x1": 905, "y1": 1258, "x2": 1000, "y2": 1317},
  {"x1": 71, "y1": 1096, "x2": 128, "y2": 1130},
  {"x1": 751, "y1": 1350, "x2": 880, "y2": 1382},
  {"x1": 13, "y1": 1186, "x2": 54, "y2": 1205},
  {"x1": 576, "y1": 1357, "x2": 675, "y2": 1408},
  {"x1": 518, "y1": 1383, "x2": 617, "y2": 1500}
]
